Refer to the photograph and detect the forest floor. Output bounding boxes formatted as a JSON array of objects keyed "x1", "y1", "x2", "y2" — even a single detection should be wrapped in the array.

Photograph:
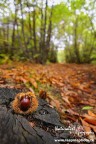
[{"x1": 0, "y1": 62, "x2": 96, "y2": 142}]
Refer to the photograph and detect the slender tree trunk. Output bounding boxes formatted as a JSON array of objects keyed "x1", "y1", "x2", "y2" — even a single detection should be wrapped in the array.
[
  {"x1": 33, "y1": 0, "x2": 37, "y2": 53},
  {"x1": 6, "y1": 18, "x2": 10, "y2": 53},
  {"x1": 7, "y1": 19, "x2": 9, "y2": 42},
  {"x1": 20, "y1": 0, "x2": 28, "y2": 56},
  {"x1": 39, "y1": 7, "x2": 44, "y2": 51},
  {"x1": 38, "y1": 7, "x2": 44, "y2": 63},
  {"x1": 11, "y1": 0, "x2": 18, "y2": 57},
  {"x1": 2, "y1": 12, "x2": 6, "y2": 49},
  {"x1": 74, "y1": 16, "x2": 80, "y2": 63},
  {"x1": 46, "y1": 5, "x2": 53, "y2": 49},
  {"x1": 26, "y1": 0, "x2": 32, "y2": 37},
  {"x1": 26, "y1": 0, "x2": 33, "y2": 58},
  {"x1": 43, "y1": 0, "x2": 48, "y2": 48},
  {"x1": 17, "y1": 22, "x2": 22, "y2": 49}
]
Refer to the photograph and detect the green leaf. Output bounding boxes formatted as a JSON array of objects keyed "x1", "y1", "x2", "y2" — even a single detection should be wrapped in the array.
[{"x1": 82, "y1": 106, "x2": 93, "y2": 110}]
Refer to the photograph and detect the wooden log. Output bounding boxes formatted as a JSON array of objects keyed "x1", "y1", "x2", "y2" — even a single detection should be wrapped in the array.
[{"x1": 0, "y1": 87, "x2": 70, "y2": 144}]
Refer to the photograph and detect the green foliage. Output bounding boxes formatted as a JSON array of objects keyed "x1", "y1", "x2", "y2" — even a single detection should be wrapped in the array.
[
  {"x1": 82, "y1": 106, "x2": 93, "y2": 110},
  {"x1": 52, "y1": 3, "x2": 70, "y2": 24},
  {"x1": 0, "y1": 0, "x2": 96, "y2": 64},
  {"x1": 0, "y1": 54, "x2": 10, "y2": 64},
  {"x1": 70, "y1": 0, "x2": 85, "y2": 10}
]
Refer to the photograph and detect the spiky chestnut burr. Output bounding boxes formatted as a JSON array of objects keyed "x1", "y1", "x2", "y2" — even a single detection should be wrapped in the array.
[{"x1": 12, "y1": 92, "x2": 38, "y2": 115}]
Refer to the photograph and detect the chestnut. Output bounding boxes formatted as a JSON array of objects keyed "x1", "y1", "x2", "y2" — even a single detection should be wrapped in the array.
[{"x1": 20, "y1": 97, "x2": 31, "y2": 111}]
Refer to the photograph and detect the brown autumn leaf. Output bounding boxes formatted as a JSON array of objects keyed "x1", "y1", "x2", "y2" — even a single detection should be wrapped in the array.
[
  {"x1": 39, "y1": 90, "x2": 47, "y2": 99},
  {"x1": 61, "y1": 94, "x2": 71, "y2": 107},
  {"x1": 66, "y1": 109, "x2": 79, "y2": 116},
  {"x1": 80, "y1": 101, "x2": 94, "y2": 106},
  {"x1": 50, "y1": 99, "x2": 61, "y2": 110},
  {"x1": 19, "y1": 77, "x2": 27, "y2": 84},
  {"x1": 88, "y1": 110, "x2": 96, "y2": 118},
  {"x1": 80, "y1": 118, "x2": 91, "y2": 135},
  {"x1": 84, "y1": 114, "x2": 96, "y2": 125}
]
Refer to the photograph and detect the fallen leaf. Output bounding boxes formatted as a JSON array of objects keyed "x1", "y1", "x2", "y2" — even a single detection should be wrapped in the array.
[
  {"x1": 88, "y1": 110, "x2": 96, "y2": 118},
  {"x1": 84, "y1": 114, "x2": 96, "y2": 125},
  {"x1": 80, "y1": 118, "x2": 91, "y2": 135}
]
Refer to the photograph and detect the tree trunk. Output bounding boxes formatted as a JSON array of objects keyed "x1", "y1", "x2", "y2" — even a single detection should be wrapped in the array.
[
  {"x1": 33, "y1": 0, "x2": 37, "y2": 54},
  {"x1": 46, "y1": 5, "x2": 53, "y2": 49},
  {"x1": 20, "y1": 0, "x2": 28, "y2": 56},
  {"x1": 43, "y1": 0, "x2": 48, "y2": 48},
  {"x1": 7, "y1": 19, "x2": 9, "y2": 42},
  {"x1": 26, "y1": 0, "x2": 32, "y2": 37},
  {"x1": 11, "y1": 0, "x2": 18, "y2": 57},
  {"x1": 74, "y1": 16, "x2": 80, "y2": 63}
]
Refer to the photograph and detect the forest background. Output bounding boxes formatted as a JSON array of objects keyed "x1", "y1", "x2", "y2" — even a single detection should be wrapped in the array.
[{"x1": 0, "y1": 0, "x2": 96, "y2": 64}]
